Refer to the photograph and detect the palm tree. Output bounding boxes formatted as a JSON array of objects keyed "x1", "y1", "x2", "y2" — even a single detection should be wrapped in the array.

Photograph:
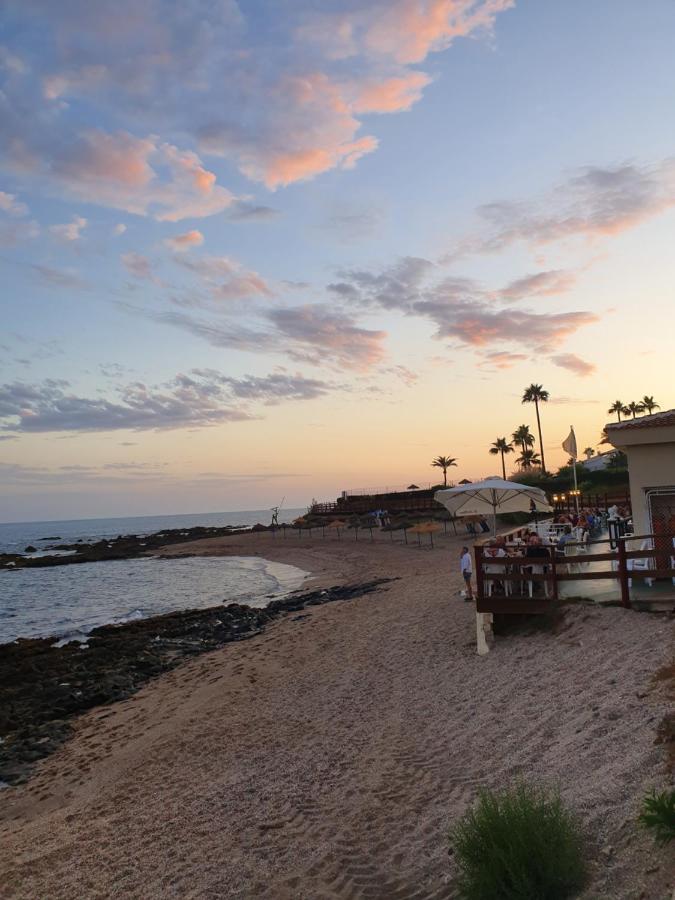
[
  {"x1": 626, "y1": 401, "x2": 645, "y2": 419},
  {"x1": 489, "y1": 437, "x2": 514, "y2": 480},
  {"x1": 642, "y1": 395, "x2": 660, "y2": 415},
  {"x1": 431, "y1": 455, "x2": 457, "y2": 487},
  {"x1": 608, "y1": 400, "x2": 626, "y2": 423},
  {"x1": 521, "y1": 384, "x2": 549, "y2": 473},
  {"x1": 516, "y1": 449, "x2": 541, "y2": 470},
  {"x1": 583, "y1": 447, "x2": 595, "y2": 460},
  {"x1": 512, "y1": 424, "x2": 535, "y2": 455}
]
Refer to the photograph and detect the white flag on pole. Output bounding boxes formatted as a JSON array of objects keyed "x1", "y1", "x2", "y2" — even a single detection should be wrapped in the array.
[{"x1": 562, "y1": 426, "x2": 577, "y2": 459}]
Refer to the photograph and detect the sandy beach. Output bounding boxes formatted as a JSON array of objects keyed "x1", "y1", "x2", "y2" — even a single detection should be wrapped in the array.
[{"x1": 1, "y1": 529, "x2": 673, "y2": 899}]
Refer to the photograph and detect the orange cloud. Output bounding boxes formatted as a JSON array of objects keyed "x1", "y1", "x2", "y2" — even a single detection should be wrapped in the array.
[
  {"x1": 51, "y1": 131, "x2": 237, "y2": 221},
  {"x1": 252, "y1": 138, "x2": 378, "y2": 190},
  {"x1": 364, "y1": 0, "x2": 514, "y2": 64},
  {"x1": 164, "y1": 230, "x2": 204, "y2": 251},
  {"x1": 352, "y1": 72, "x2": 432, "y2": 113}
]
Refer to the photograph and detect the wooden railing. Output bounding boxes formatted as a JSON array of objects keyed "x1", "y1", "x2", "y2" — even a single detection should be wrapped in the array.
[{"x1": 474, "y1": 532, "x2": 675, "y2": 614}]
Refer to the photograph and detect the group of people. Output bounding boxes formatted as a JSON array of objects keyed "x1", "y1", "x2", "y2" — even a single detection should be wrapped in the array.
[{"x1": 458, "y1": 530, "x2": 573, "y2": 602}]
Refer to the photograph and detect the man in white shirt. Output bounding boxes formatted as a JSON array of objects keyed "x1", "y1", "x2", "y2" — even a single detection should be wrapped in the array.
[{"x1": 459, "y1": 546, "x2": 473, "y2": 601}]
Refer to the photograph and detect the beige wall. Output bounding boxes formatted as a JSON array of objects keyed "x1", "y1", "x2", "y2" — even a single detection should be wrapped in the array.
[{"x1": 621, "y1": 443, "x2": 675, "y2": 533}]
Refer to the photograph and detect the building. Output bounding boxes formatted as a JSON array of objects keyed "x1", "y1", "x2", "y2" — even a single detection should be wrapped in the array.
[
  {"x1": 580, "y1": 449, "x2": 620, "y2": 472},
  {"x1": 606, "y1": 409, "x2": 675, "y2": 535}
]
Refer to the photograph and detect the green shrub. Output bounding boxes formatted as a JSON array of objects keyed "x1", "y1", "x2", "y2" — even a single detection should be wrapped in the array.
[
  {"x1": 638, "y1": 789, "x2": 675, "y2": 845},
  {"x1": 449, "y1": 781, "x2": 586, "y2": 899}
]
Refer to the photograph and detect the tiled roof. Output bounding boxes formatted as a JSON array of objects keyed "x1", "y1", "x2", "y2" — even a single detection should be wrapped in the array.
[{"x1": 606, "y1": 408, "x2": 675, "y2": 431}]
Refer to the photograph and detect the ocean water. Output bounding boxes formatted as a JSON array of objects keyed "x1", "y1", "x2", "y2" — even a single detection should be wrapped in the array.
[
  {"x1": 0, "y1": 555, "x2": 308, "y2": 645},
  {"x1": 0, "y1": 508, "x2": 306, "y2": 555},
  {"x1": 0, "y1": 509, "x2": 308, "y2": 644}
]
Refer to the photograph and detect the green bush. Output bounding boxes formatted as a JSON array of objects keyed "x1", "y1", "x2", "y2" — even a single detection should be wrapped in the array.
[
  {"x1": 638, "y1": 788, "x2": 675, "y2": 845},
  {"x1": 449, "y1": 781, "x2": 586, "y2": 899}
]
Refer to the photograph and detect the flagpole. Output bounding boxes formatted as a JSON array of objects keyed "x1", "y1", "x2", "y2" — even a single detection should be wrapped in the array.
[{"x1": 572, "y1": 456, "x2": 579, "y2": 514}]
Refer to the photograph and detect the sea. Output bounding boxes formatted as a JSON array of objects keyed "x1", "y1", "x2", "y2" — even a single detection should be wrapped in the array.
[{"x1": 0, "y1": 508, "x2": 308, "y2": 645}]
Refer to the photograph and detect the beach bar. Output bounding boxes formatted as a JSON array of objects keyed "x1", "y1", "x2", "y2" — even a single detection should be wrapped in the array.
[{"x1": 605, "y1": 408, "x2": 675, "y2": 535}]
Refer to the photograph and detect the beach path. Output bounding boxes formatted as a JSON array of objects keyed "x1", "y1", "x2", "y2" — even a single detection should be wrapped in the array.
[{"x1": 1, "y1": 532, "x2": 673, "y2": 899}]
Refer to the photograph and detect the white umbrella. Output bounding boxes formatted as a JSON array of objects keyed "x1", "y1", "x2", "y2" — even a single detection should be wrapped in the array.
[{"x1": 434, "y1": 476, "x2": 551, "y2": 535}]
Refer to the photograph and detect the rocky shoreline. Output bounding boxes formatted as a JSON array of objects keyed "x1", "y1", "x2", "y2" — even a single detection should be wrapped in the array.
[
  {"x1": 0, "y1": 579, "x2": 392, "y2": 786},
  {"x1": 0, "y1": 523, "x2": 273, "y2": 570}
]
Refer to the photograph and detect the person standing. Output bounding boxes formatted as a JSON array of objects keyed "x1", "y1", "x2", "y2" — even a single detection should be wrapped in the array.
[{"x1": 460, "y1": 546, "x2": 473, "y2": 601}]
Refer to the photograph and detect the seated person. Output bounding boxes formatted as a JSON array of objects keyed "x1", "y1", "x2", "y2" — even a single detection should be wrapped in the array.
[
  {"x1": 466, "y1": 520, "x2": 477, "y2": 536},
  {"x1": 526, "y1": 535, "x2": 551, "y2": 561},
  {"x1": 556, "y1": 524, "x2": 576, "y2": 553}
]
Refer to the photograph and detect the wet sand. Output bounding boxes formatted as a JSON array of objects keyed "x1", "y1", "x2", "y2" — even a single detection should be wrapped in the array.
[{"x1": 1, "y1": 530, "x2": 673, "y2": 899}]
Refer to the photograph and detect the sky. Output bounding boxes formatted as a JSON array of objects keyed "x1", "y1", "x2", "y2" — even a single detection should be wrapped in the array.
[{"x1": 1, "y1": 0, "x2": 675, "y2": 522}]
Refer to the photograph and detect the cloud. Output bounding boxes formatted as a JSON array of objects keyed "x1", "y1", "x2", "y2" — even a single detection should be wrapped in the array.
[
  {"x1": 49, "y1": 214, "x2": 87, "y2": 241},
  {"x1": 549, "y1": 353, "x2": 596, "y2": 377},
  {"x1": 332, "y1": 256, "x2": 598, "y2": 353},
  {"x1": 0, "y1": 190, "x2": 28, "y2": 216},
  {"x1": 480, "y1": 351, "x2": 528, "y2": 369},
  {"x1": 0, "y1": 373, "x2": 254, "y2": 433},
  {"x1": 296, "y1": 1, "x2": 513, "y2": 65},
  {"x1": 0, "y1": 363, "x2": 349, "y2": 434},
  {"x1": 121, "y1": 252, "x2": 155, "y2": 281},
  {"x1": 49, "y1": 132, "x2": 238, "y2": 221},
  {"x1": 113, "y1": 223, "x2": 126, "y2": 235},
  {"x1": 0, "y1": 0, "x2": 512, "y2": 205},
  {"x1": 493, "y1": 269, "x2": 578, "y2": 302},
  {"x1": 227, "y1": 202, "x2": 281, "y2": 222},
  {"x1": 266, "y1": 305, "x2": 387, "y2": 369},
  {"x1": 133, "y1": 299, "x2": 386, "y2": 371},
  {"x1": 191, "y1": 369, "x2": 336, "y2": 404},
  {"x1": 446, "y1": 159, "x2": 675, "y2": 259},
  {"x1": 0, "y1": 189, "x2": 38, "y2": 244},
  {"x1": 0, "y1": 217, "x2": 39, "y2": 246},
  {"x1": 32, "y1": 264, "x2": 87, "y2": 289},
  {"x1": 172, "y1": 254, "x2": 273, "y2": 301},
  {"x1": 164, "y1": 229, "x2": 204, "y2": 252}
]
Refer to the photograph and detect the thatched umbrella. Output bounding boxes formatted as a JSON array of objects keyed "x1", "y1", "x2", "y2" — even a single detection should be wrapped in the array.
[
  {"x1": 407, "y1": 484, "x2": 419, "y2": 490},
  {"x1": 407, "y1": 521, "x2": 443, "y2": 548},
  {"x1": 387, "y1": 515, "x2": 412, "y2": 544},
  {"x1": 326, "y1": 519, "x2": 348, "y2": 540}
]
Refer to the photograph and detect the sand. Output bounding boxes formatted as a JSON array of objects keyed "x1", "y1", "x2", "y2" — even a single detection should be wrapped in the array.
[{"x1": 1, "y1": 529, "x2": 673, "y2": 899}]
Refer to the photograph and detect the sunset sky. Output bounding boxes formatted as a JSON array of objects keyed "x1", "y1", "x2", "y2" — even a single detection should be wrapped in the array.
[{"x1": 2, "y1": 0, "x2": 675, "y2": 522}]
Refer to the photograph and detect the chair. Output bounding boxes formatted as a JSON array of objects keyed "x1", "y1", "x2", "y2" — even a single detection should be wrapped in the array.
[
  {"x1": 527, "y1": 563, "x2": 550, "y2": 598},
  {"x1": 627, "y1": 539, "x2": 654, "y2": 588},
  {"x1": 484, "y1": 560, "x2": 511, "y2": 597}
]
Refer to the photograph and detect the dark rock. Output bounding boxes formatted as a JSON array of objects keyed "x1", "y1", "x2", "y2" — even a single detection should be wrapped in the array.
[{"x1": 24, "y1": 546, "x2": 37, "y2": 553}]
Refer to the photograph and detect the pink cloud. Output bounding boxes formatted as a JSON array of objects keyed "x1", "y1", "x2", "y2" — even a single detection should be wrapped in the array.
[
  {"x1": 480, "y1": 351, "x2": 528, "y2": 369},
  {"x1": 50, "y1": 130, "x2": 237, "y2": 220},
  {"x1": 164, "y1": 229, "x2": 204, "y2": 252},
  {"x1": 352, "y1": 72, "x2": 432, "y2": 113},
  {"x1": 362, "y1": 0, "x2": 514, "y2": 64},
  {"x1": 550, "y1": 353, "x2": 597, "y2": 377},
  {"x1": 257, "y1": 138, "x2": 379, "y2": 189},
  {"x1": 173, "y1": 254, "x2": 274, "y2": 300}
]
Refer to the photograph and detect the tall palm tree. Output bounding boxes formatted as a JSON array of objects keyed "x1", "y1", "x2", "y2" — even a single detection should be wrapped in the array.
[
  {"x1": 512, "y1": 424, "x2": 535, "y2": 455},
  {"x1": 521, "y1": 384, "x2": 549, "y2": 474},
  {"x1": 642, "y1": 395, "x2": 660, "y2": 415},
  {"x1": 516, "y1": 449, "x2": 541, "y2": 470},
  {"x1": 489, "y1": 437, "x2": 514, "y2": 480},
  {"x1": 607, "y1": 400, "x2": 626, "y2": 422},
  {"x1": 626, "y1": 401, "x2": 645, "y2": 419},
  {"x1": 584, "y1": 447, "x2": 595, "y2": 459},
  {"x1": 431, "y1": 455, "x2": 457, "y2": 487}
]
